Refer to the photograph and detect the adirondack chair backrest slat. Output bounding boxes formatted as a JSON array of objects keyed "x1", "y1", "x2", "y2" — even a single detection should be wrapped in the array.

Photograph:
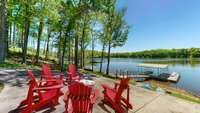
[
  {"x1": 115, "y1": 78, "x2": 130, "y2": 103},
  {"x1": 68, "y1": 64, "x2": 77, "y2": 78},
  {"x1": 42, "y1": 64, "x2": 52, "y2": 80},
  {"x1": 27, "y1": 71, "x2": 42, "y2": 105},
  {"x1": 68, "y1": 82, "x2": 92, "y2": 113}
]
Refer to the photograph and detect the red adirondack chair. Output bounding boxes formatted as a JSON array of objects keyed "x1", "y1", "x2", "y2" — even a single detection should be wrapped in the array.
[
  {"x1": 64, "y1": 82, "x2": 99, "y2": 113},
  {"x1": 101, "y1": 78, "x2": 133, "y2": 113},
  {"x1": 66, "y1": 64, "x2": 81, "y2": 83},
  {"x1": 18, "y1": 70, "x2": 63, "y2": 113},
  {"x1": 40, "y1": 63, "x2": 63, "y2": 87}
]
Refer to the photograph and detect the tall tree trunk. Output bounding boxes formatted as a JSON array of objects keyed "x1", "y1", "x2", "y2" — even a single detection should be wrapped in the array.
[
  {"x1": 22, "y1": 20, "x2": 30, "y2": 64},
  {"x1": 45, "y1": 27, "x2": 50, "y2": 60},
  {"x1": 100, "y1": 42, "x2": 105, "y2": 73},
  {"x1": 58, "y1": 29, "x2": 62, "y2": 67},
  {"x1": 71, "y1": 45, "x2": 74, "y2": 64},
  {"x1": 91, "y1": 37, "x2": 95, "y2": 71},
  {"x1": 80, "y1": 16, "x2": 87, "y2": 68},
  {"x1": 35, "y1": 21, "x2": 43, "y2": 63},
  {"x1": 21, "y1": 28, "x2": 24, "y2": 51},
  {"x1": 0, "y1": 0, "x2": 7, "y2": 63},
  {"x1": 9, "y1": 22, "x2": 12, "y2": 48},
  {"x1": 5, "y1": 15, "x2": 8, "y2": 57},
  {"x1": 83, "y1": 45, "x2": 85, "y2": 68},
  {"x1": 43, "y1": 40, "x2": 46, "y2": 54},
  {"x1": 12, "y1": 22, "x2": 16, "y2": 48},
  {"x1": 74, "y1": 33, "x2": 78, "y2": 67},
  {"x1": 68, "y1": 35, "x2": 71, "y2": 63},
  {"x1": 106, "y1": 41, "x2": 111, "y2": 75},
  {"x1": 22, "y1": 4, "x2": 30, "y2": 64},
  {"x1": 61, "y1": 31, "x2": 68, "y2": 71},
  {"x1": 50, "y1": 40, "x2": 54, "y2": 56}
]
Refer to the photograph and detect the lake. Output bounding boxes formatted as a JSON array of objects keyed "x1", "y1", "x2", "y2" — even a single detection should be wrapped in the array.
[{"x1": 90, "y1": 58, "x2": 200, "y2": 96}]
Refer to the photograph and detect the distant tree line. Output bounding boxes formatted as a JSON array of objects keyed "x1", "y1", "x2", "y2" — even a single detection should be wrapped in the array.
[{"x1": 110, "y1": 48, "x2": 200, "y2": 58}]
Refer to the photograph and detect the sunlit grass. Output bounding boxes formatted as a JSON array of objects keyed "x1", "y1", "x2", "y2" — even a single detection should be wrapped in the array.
[
  {"x1": 0, "y1": 59, "x2": 40, "y2": 69},
  {"x1": 169, "y1": 92, "x2": 200, "y2": 104}
]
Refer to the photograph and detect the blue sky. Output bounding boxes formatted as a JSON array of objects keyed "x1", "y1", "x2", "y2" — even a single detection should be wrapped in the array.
[{"x1": 101, "y1": 0, "x2": 200, "y2": 52}]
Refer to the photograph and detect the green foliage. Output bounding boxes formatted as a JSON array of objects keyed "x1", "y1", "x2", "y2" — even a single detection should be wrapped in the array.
[
  {"x1": 111, "y1": 48, "x2": 200, "y2": 58},
  {"x1": 111, "y1": 8, "x2": 129, "y2": 48},
  {"x1": 5, "y1": 0, "x2": 129, "y2": 67},
  {"x1": 169, "y1": 92, "x2": 200, "y2": 104}
]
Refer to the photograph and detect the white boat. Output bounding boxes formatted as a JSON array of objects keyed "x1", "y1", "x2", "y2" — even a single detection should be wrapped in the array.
[{"x1": 167, "y1": 72, "x2": 180, "y2": 82}]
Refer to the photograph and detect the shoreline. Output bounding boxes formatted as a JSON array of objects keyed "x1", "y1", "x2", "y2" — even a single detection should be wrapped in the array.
[
  {"x1": 80, "y1": 69, "x2": 200, "y2": 104},
  {"x1": 144, "y1": 80, "x2": 200, "y2": 98}
]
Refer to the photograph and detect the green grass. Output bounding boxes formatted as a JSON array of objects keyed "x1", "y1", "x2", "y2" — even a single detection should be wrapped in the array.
[
  {"x1": 0, "y1": 60, "x2": 40, "y2": 69},
  {"x1": 0, "y1": 47, "x2": 59, "y2": 69},
  {"x1": 0, "y1": 83, "x2": 4, "y2": 93},
  {"x1": 9, "y1": 47, "x2": 58, "y2": 62},
  {"x1": 169, "y1": 92, "x2": 200, "y2": 104}
]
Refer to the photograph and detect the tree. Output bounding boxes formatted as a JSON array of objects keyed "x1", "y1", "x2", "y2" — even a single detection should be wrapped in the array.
[
  {"x1": 105, "y1": 7, "x2": 129, "y2": 75},
  {"x1": 99, "y1": 35, "x2": 106, "y2": 73},
  {"x1": 22, "y1": 3, "x2": 31, "y2": 64},
  {"x1": 35, "y1": 1, "x2": 45, "y2": 63},
  {"x1": 0, "y1": 0, "x2": 7, "y2": 63}
]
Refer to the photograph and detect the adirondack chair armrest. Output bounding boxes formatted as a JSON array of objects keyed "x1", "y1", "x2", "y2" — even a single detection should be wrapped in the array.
[{"x1": 34, "y1": 84, "x2": 63, "y2": 91}]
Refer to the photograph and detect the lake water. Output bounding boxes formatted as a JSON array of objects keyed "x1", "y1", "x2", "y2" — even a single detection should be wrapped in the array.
[{"x1": 91, "y1": 58, "x2": 200, "y2": 96}]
